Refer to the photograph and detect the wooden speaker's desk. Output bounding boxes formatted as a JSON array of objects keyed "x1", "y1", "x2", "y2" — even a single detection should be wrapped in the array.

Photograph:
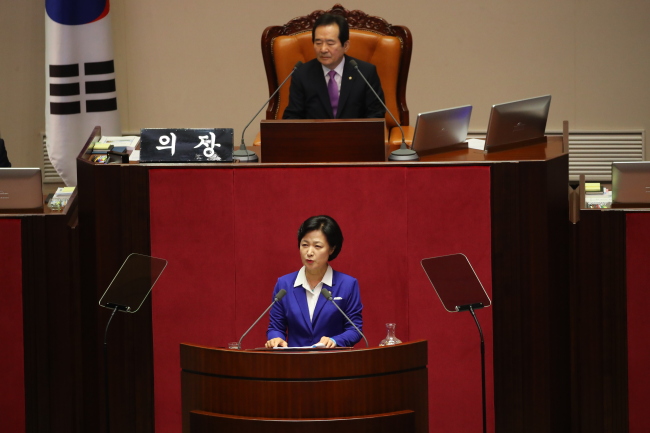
[{"x1": 181, "y1": 341, "x2": 428, "y2": 433}]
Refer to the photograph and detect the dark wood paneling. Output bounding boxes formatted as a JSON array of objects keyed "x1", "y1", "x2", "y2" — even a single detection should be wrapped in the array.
[
  {"x1": 490, "y1": 161, "x2": 525, "y2": 432},
  {"x1": 491, "y1": 154, "x2": 571, "y2": 433},
  {"x1": 18, "y1": 198, "x2": 82, "y2": 433},
  {"x1": 77, "y1": 159, "x2": 153, "y2": 433},
  {"x1": 260, "y1": 119, "x2": 386, "y2": 163},
  {"x1": 571, "y1": 210, "x2": 628, "y2": 433}
]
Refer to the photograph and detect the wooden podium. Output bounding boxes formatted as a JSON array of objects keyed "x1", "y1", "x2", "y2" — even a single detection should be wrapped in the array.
[
  {"x1": 180, "y1": 341, "x2": 428, "y2": 433},
  {"x1": 260, "y1": 118, "x2": 386, "y2": 163}
]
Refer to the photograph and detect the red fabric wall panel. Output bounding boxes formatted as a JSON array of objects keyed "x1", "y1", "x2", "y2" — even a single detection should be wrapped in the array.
[
  {"x1": 0, "y1": 219, "x2": 25, "y2": 433},
  {"x1": 150, "y1": 166, "x2": 492, "y2": 433},
  {"x1": 626, "y1": 213, "x2": 650, "y2": 433},
  {"x1": 407, "y1": 167, "x2": 493, "y2": 433},
  {"x1": 150, "y1": 169, "x2": 237, "y2": 433}
]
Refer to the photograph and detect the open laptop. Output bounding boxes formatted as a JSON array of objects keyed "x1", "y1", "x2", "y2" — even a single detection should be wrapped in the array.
[
  {"x1": 484, "y1": 95, "x2": 551, "y2": 151},
  {"x1": 411, "y1": 105, "x2": 472, "y2": 154},
  {"x1": 612, "y1": 161, "x2": 650, "y2": 205},
  {"x1": 0, "y1": 168, "x2": 43, "y2": 210}
]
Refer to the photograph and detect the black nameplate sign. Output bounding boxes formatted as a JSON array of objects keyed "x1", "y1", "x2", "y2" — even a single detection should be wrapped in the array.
[{"x1": 140, "y1": 128, "x2": 233, "y2": 163}]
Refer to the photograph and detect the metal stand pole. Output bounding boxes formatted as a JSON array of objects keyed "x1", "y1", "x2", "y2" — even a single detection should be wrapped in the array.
[
  {"x1": 469, "y1": 305, "x2": 487, "y2": 433},
  {"x1": 103, "y1": 306, "x2": 119, "y2": 433}
]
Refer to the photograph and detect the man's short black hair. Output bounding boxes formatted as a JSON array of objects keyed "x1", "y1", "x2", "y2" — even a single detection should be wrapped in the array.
[
  {"x1": 312, "y1": 13, "x2": 349, "y2": 46},
  {"x1": 297, "y1": 215, "x2": 344, "y2": 261}
]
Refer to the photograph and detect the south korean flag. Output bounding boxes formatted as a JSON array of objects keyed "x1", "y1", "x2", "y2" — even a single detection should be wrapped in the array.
[{"x1": 46, "y1": 0, "x2": 121, "y2": 186}]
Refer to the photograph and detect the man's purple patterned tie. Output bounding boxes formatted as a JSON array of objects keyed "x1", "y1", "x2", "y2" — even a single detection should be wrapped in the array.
[{"x1": 327, "y1": 70, "x2": 339, "y2": 118}]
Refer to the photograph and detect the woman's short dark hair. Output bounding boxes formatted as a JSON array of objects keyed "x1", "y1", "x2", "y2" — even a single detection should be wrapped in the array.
[
  {"x1": 297, "y1": 215, "x2": 344, "y2": 261},
  {"x1": 312, "y1": 13, "x2": 350, "y2": 46}
]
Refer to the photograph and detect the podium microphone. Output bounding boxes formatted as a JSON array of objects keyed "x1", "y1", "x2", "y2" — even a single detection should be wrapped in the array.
[
  {"x1": 234, "y1": 61, "x2": 303, "y2": 163},
  {"x1": 348, "y1": 59, "x2": 419, "y2": 162},
  {"x1": 237, "y1": 289, "x2": 287, "y2": 349},
  {"x1": 321, "y1": 288, "x2": 369, "y2": 347}
]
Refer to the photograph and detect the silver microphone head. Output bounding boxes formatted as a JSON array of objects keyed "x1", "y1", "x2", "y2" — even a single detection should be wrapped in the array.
[
  {"x1": 275, "y1": 288, "x2": 287, "y2": 301},
  {"x1": 320, "y1": 287, "x2": 333, "y2": 300}
]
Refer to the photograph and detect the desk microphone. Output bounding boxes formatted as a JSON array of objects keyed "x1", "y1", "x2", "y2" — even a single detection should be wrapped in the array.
[
  {"x1": 234, "y1": 61, "x2": 303, "y2": 163},
  {"x1": 348, "y1": 59, "x2": 419, "y2": 162},
  {"x1": 320, "y1": 288, "x2": 369, "y2": 347},
  {"x1": 237, "y1": 289, "x2": 287, "y2": 349}
]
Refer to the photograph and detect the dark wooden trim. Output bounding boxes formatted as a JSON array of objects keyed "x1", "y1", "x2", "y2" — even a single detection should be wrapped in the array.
[
  {"x1": 77, "y1": 157, "x2": 153, "y2": 433},
  {"x1": 490, "y1": 154, "x2": 571, "y2": 433},
  {"x1": 17, "y1": 197, "x2": 81, "y2": 433},
  {"x1": 570, "y1": 210, "x2": 628, "y2": 433},
  {"x1": 189, "y1": 410, "x2": 415, "y2": 433}
]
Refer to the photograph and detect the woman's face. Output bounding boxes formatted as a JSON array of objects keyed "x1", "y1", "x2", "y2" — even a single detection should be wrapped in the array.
[{"x1": 300, "y1": 230, "x2": 335, "y2": 274}]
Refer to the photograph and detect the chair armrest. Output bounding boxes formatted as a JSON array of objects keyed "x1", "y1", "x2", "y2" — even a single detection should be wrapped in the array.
[{"x1": 389, "y1": 126, "x2": 414, "y2": 146}]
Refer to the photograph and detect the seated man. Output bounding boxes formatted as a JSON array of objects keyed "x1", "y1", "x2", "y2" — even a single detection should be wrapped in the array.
[{"x1": 282, "y1": 13, "x2": 386, "y2": 120}]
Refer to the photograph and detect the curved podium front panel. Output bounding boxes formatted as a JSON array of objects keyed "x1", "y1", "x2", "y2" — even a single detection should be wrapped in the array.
[
  {"x1": 189, "y1": 410, "x2": 415, "y2": 433},
  {"x1": 181, "y1": 340, "x2": 428, "y2": 433}
]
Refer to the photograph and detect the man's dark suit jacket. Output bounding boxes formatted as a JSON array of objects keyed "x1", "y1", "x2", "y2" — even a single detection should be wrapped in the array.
[
  {"x1": 282, "y1": 55, "x2": 386, "y2": 120},
  {"x1": 0, "y1": 139, "x2": 11, "y2": 167}
]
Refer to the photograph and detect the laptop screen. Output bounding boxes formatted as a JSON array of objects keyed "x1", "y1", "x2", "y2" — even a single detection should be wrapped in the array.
[
  {"x1": 612, "y1": 161, "x2": 650, "y2": 205},
  {"x1": 485, "y1": 95, "x2": 551, "y2": 150},
  {"x1": 411, "y1": 105, "x2": 472, "y2": 154},
  {"x1": 0, "y1": 168, "x2": 43, "y2": 210}
]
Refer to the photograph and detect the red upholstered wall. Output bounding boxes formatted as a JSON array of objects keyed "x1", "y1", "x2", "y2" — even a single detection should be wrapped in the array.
[
  {"x1": 407, "y1": 167, "x2": 493, "y2": 433},
  {"x1": 0, "y1": 219, "x2": 25, "y2": 433},
  {"x1": 150, "y1": 169, "x2": 236, "y2": 432},
  {"x1": 150, "y1": 166, "x2": 493, "y2": 433},
  {"x1": 626, "y1": 213, "x2": 650, "y2": 433}
]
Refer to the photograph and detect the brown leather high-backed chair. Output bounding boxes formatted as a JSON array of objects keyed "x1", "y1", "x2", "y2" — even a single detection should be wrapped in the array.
[{"x1": 255, "y1": 4, "x2": 413, "y2": 146}]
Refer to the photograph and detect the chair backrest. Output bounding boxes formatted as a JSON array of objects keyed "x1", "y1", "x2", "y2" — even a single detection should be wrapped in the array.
[{"x1": 261, "y1": 4, "x2": 412, "y2": 129}]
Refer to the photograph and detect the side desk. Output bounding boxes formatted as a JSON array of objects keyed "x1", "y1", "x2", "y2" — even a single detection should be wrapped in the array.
[
  {"x1": 572, "y1": 206, "x2": 650, "y2": 433},
  {"x1": 0, "y1": 194, "x2": 80, "y2": 433}
]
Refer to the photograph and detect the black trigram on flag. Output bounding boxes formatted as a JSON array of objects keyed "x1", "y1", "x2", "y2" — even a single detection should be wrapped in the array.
[{"x1": 49, "y1": 60, "x2": 117, "y2": 115}]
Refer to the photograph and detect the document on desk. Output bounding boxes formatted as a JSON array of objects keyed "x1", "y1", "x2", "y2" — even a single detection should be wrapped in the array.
[
  {"x1": 129, "y1": 150, "x2": 140, "y2": 162},
  {"x1": 467, "y1": 138, "x2": 486, "y2": 150},
  {"x1": 273, "y1": 343, "x2": 326, "y2": 350}
]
